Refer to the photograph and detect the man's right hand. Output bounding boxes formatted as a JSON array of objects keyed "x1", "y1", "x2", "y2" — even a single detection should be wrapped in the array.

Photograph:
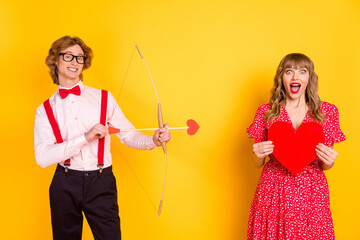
[{"x1": 85, "y1": 123, "x2": 108, "y2": 142}]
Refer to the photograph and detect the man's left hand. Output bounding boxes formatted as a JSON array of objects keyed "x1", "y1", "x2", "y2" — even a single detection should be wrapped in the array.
[{"x1": 153, "y1": 123, "x2": 171, "y2": 146}]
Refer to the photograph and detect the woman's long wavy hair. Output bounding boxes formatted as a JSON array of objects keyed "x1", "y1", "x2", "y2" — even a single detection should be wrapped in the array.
[
  {"x1": 265, "y1": 53, "x2": 325, "y2": 123},
  {"x1": 46, "y1": 35, "x2": 93, "y2": 84}
]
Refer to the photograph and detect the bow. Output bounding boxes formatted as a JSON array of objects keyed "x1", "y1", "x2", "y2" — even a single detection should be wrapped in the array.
[
  {"x1": 110, "y1": 43, "x2": 167, "y2": 216},
  {"x1": 135, "y1": 43, "x2": 167, "y2": 216}
]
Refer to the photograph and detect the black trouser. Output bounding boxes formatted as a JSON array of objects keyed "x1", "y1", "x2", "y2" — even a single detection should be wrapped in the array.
[{"x1": 50, "y1": 164, "x2": 121, "y2": 240}]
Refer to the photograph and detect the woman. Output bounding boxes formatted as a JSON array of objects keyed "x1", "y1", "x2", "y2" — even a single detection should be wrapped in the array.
[{"x1": 246, "y1": 53, "x2": 345, "y2": 239}]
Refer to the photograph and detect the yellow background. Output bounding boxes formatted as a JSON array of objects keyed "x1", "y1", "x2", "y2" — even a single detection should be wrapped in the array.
[{"x1": 1, "y1": 0, "x2": 359, "y2": 239}]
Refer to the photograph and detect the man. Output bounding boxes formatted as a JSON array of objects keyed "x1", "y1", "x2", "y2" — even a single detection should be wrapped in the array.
[{"x1": 34, "y1": 35, "x2": 170, "y2": 240}]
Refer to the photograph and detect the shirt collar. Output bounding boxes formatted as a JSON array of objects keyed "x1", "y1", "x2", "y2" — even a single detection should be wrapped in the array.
[{"x1": 58, "y1": 80, "x2": 83, "y2": 90}]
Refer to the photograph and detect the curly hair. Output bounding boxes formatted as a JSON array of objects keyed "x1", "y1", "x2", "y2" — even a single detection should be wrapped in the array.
[
  {"x1": 45, "y1": 35, "x2": 93, "y2": 84},
  {"x1": 265, "y1": 53, "x2": 325, "y2": 123}
]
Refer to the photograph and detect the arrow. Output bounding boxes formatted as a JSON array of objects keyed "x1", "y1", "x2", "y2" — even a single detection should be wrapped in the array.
[{"x1": 108, "y1": 119, "x2": 200, "y2": 135}]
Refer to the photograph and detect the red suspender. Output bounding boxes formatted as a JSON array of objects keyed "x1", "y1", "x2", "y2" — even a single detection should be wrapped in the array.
[
  {"x1": 43, "y1": 90, "x2": 108, "y2": 170},
  {"x1": 43, "y1": 99, "x2": 71, "y2": 167},
  {"x1": 97, "y1": 90, "x2": 108, "y2": 168}
]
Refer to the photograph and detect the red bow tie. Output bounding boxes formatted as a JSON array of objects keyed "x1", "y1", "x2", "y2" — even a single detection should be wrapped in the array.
[{"x1": 59, "y1": 85, "x2": 81, "y2": 99}]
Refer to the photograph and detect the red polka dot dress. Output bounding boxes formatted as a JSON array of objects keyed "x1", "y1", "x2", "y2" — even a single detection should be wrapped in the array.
[{"x1": 246, "y1": 102, "x2": 345, "y2": 240}]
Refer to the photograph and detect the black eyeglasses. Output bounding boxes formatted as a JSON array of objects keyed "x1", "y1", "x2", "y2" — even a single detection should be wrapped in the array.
[{"x1": 59, "y1": 53, "x2": 87, "y2": 64}]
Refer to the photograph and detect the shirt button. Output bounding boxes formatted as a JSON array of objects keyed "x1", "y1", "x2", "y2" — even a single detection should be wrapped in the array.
[
  {"x1": 71, "y1": 101, "x2": 74, "y2": 104},
  {"x1": 85, "y1": 173, "x2": 89, "y2": 176},
  {"x1": 75, "y1": 117, "x2": 78, "y2": 120}
]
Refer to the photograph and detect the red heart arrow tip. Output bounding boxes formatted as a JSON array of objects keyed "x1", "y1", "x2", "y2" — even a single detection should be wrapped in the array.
[{"x1": 186, "y1": 119, "x2": 200, "y2": 135}]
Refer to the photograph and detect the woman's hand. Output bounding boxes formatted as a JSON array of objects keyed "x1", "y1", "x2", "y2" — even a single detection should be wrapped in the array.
[
  {"x1": 253, "y1": 141, "x2": 274, "y2": 159},
  {"x1": 153, "y1": 123, "x2": 171, "y2": 147},
  {"x1": 252, "y1": 141, "x2": 274, "y2": 168},
  {"x1": 316, "y1": 143, "x2": 337, "y2": 170}
]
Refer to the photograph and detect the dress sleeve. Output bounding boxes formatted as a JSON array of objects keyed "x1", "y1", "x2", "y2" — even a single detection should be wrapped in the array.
[
  {"x1": 246, "y1": 104, "x2": 269, "y2": 143},
  {"x1": 327, "y1": 105, "x2": 346, "y2": 144},
  {"x1": 325, "y1": 104, "x2": 345, "y2": 146}
]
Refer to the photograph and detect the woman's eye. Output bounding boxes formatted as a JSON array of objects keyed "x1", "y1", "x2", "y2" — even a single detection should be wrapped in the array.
[
  {"x1": 286, "y1": 70, "x2": 292, "y2": 74},
  {"x1": 300, "y1": 69, "x2": 307, "y2": 74}
]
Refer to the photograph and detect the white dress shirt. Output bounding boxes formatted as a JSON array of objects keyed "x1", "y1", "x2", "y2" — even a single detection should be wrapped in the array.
[{"x1": 34, "y1": 81, "x2": 157, "y2": 171}]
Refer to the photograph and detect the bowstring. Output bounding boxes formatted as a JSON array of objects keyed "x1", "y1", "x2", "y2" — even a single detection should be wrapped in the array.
[
  {"x1": 111, "y1": 138, "x2": 158, "y2": 212},
  {"x1": 108, "y1": 45, "x2": 135, "y2": 124},
  {"x1": 116, "y1": 46, "x2": 136, "y2": 103}
]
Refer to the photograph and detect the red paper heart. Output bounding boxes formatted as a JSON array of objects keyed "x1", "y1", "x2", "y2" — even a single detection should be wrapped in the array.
[
  {"x1": 187, "y1": 119, "x2": 200, "y2": 135},
  {"x1": 268, "y1": 121, "x2": 324, "y2": 175}
]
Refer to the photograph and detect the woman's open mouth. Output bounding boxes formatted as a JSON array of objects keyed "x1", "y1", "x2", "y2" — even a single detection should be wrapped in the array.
[{"x1": 290, "y1": 83, "x2": 301, "y2": 94}]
